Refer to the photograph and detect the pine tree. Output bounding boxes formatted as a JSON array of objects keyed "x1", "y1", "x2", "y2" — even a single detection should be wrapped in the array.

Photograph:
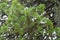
[{"x1": 0, "y1": 0, "x2": 60, "y2": 40}]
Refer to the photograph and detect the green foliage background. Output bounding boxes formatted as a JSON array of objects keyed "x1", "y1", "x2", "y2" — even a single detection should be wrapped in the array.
[{"x1": 0, "y1": 0, "x2": 60, "y2": 40}]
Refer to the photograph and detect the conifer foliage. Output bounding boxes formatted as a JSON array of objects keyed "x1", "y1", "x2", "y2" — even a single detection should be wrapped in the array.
[{"x1": 0, "y1": 0, "x2": 60, "y2": 40}]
